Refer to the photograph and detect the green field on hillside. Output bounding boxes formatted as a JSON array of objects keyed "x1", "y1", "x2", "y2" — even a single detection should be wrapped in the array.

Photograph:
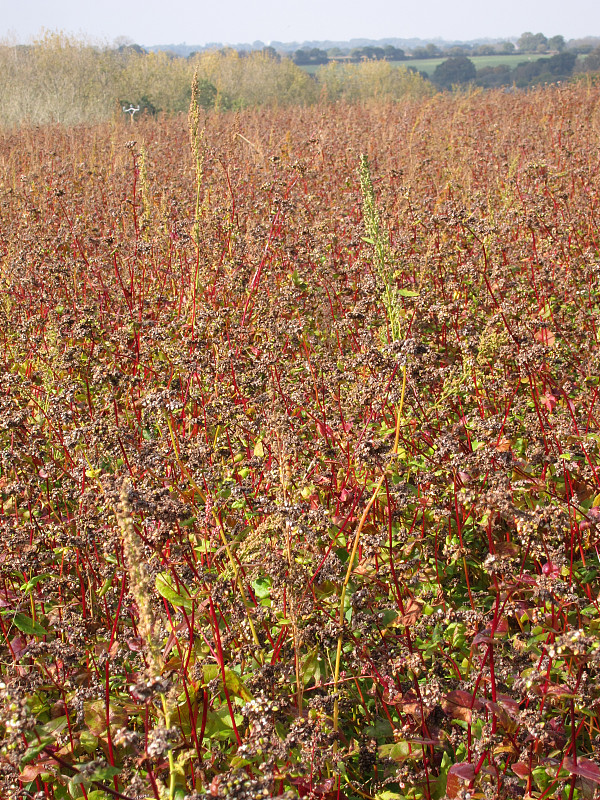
[
  {"x1": 301, "y1": 52, "x2": 559, "y2": 76},
  {"x1": 406, "y1": 52, "x2": 549, "y2": 75}
]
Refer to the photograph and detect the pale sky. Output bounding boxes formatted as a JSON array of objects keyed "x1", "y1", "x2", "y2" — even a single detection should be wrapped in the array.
[{"x1": 2, "y1": 0, "x2": 599, "y2": 46}]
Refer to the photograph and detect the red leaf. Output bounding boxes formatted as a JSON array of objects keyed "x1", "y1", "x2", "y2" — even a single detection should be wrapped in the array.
[
  {"x1": 397, "y1": 598, "x2": 424, "y2": 627},
  {"x1": 564, "y1": 757, "x2": 600, "y2": 784},
  {"x1": 446, "y1": 772, "x2": 460, "y2": 799},
  {"x1": 534, "y1": 328, "x2": 556, "y2": 346},
  {"x1": 494, "y1": 616, "x2": 509, "y2": 634},
  {"x1": 473, "y1": 632, "x2": 494, "y2": 646},
  {"x1": 399, "y1": 689, "x2": 422, "y2": 716},
  {"x1": 446, "y1": 762, "x2": 476, "y2": 797},
  {"x1": 540, "y1": 392, "x2": 558, "y2": 413},
  {"x1": 483, "y1": 700, "x2": 517, "y2": 732},
  {"x1": 339, "y1": 487, "x2": 354, "y2": 503},
  {"x1": 441, "y1": 690, "x2": 483, "y2": 722},
  {"x1": 448, "y1": 763, "x2": 476, "y2": 780},
  {"x1": 316, "y1": 422, "x2": 333, "y2": 438},
  {"x1": 512, "y1": 762, "x2": 530, "y2": 779},
  {"x1": 20, "y1": 763, "x2": 54, "y2": 781},
  {"x1": 291, "y1": 777, "x2": 346, "y2": 800},
  {"x1": 495, "y1": 542, "x2": 519, "y2": 557},
  {"x1": 496, "y1": 693, "x2": 520, "y2": 714},
  {"x1": 10, "y1": 635, "x2": 28, "y2": 660}
]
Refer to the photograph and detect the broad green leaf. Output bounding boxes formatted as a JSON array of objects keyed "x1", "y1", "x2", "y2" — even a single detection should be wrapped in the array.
[
  {"x1": 20, "y1": 736, "x2": 53, "y2": 765},
  {"x1": 155, "y1": 573, "x2": 193, "y2": 610},
  {"x1": 13, "y1": 613, "x2": 48, "y2": 636},
  {"x1": 80, "y1": 730, "x2": 98, "y2": 754},
  {"x1": 204, "y1": 704, "x2": 244, "y2": 740},
  {"x1": 252, "y1": 577, "x2": 272, "y2": 599}
]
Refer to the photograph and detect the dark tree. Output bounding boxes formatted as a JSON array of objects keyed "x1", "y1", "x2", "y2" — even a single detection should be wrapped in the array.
[
  {"x1": 383, "y1": 45, "x2": 406, "y2": 61},
  {"x1": 498, "y1": 41, "x2": 516, "y2": 54},
  {"x1": 547, "y1": 35, "x2": 566, "y2": 52},
  {"x1": 432, "y1": 57, "x2": 477, "y2": 89},
  {"x1": 579, "y1": 45, "x2": 600, "y2": 72},
  {"x1": 196, "y1": 79, "x2": 218, "y2": 109},
  {"x1": 517, "y1": 32, "x2": 548, "y2": 52},
  {"x1": 512, "y1": 52, "x2": 576, "y2": 86},
  {"x1": 475, "y1": 64, "x2": 512, "y2": 89},
  {"x1": 293, "y1": 48, "x2": 328, "y2": 65},
  {"x1": 261, "y1": 46, "x2": 280, "y2": 61}
]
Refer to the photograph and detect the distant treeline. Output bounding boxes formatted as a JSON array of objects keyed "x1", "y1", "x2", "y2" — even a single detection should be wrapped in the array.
[
  {"x1": 0, "y1": 32, "x2": 599, "y2": 127},
  {"x1": 281, "y1": 32, "x2": 596, "y2": 66},
  {"x1": 163, "y1": 32, "x2": 600, "y2": 60}
]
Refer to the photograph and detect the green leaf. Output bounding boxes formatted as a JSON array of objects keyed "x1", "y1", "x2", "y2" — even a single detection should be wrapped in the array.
[
  {"x1": 378, "y1": 740, "x2": 410, "y2": 761},
  {"x1": 40, "y1": 716, "x2": 69, "y2": 736},
  {"x1": 19, "y1": 574, "x2": 52, "y2": 592},
  {"x1": 252, "y1": 577, "x2": 272, "y2": 599},
  {"x1": 378, "y1": 609, "x2": 399, "y2": 627},
  {"x1": 365, "y1": 718, "x2": 394, "y2": 740},
  {"x1": 203, "y1": 665, "x2": 252, "y2": 701},
  {"x1": 204, "y1": 704, "x2": 244, "y2": 740},
  {"x1": 72, "y1": 764, "x2": 121, "y2": 786},
  {"x1": 155, "y1": 573, "x2": 193, "y2": 610},
  {"x1": 80, "y1": 730, "x2": 99, "y2": 754},
  {"x1": 301, "y1": 647, "x2": 323, "y2": 686},
  {"x1": 290, "y1": 269, "x2": 308, "y2": 290},
  {"x1": 20, "y1": 737, "x2": 53, "y2": 765},
  {"x1": 397, "y1": 288, "x2": 419, "y2": 297},
  {"x1": 13, "y1": 613, "x2": 48, "y2": 636}
]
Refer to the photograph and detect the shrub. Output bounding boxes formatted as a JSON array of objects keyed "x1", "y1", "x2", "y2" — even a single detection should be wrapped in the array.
[{"x1": 316, "y1": 60, "x2": 433, "y2": 102}]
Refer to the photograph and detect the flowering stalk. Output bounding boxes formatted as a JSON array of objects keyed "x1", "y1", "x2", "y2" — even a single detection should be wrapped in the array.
[{"x1": 117, "y1": 483, "x2": 178, "y2": 800}]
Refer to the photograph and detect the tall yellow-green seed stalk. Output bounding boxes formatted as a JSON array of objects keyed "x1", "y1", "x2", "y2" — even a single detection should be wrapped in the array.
[
  {"x1": 117, "y1": 482, "x2": 161, "y2": 678},
  {"x1": 188, "y1": 68, "x2": 205, "y2": 247},
  {"x1": 138, "y1": 144, "x2": 152, "y2": 237},
  {"x1": 333, "y1": 155, "x2": 408, "y2": 737},
  {"x1": 188, "y1": 69, "x2": 206, "y2": 331},
  {"x1": 358, "y1": 153, "x2": 404, "y2": 342}
]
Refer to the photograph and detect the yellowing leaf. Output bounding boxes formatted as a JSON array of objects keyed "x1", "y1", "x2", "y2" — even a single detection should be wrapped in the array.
[{"x1": 253, "y1": 440, "x2": 265, "y2": 458}]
